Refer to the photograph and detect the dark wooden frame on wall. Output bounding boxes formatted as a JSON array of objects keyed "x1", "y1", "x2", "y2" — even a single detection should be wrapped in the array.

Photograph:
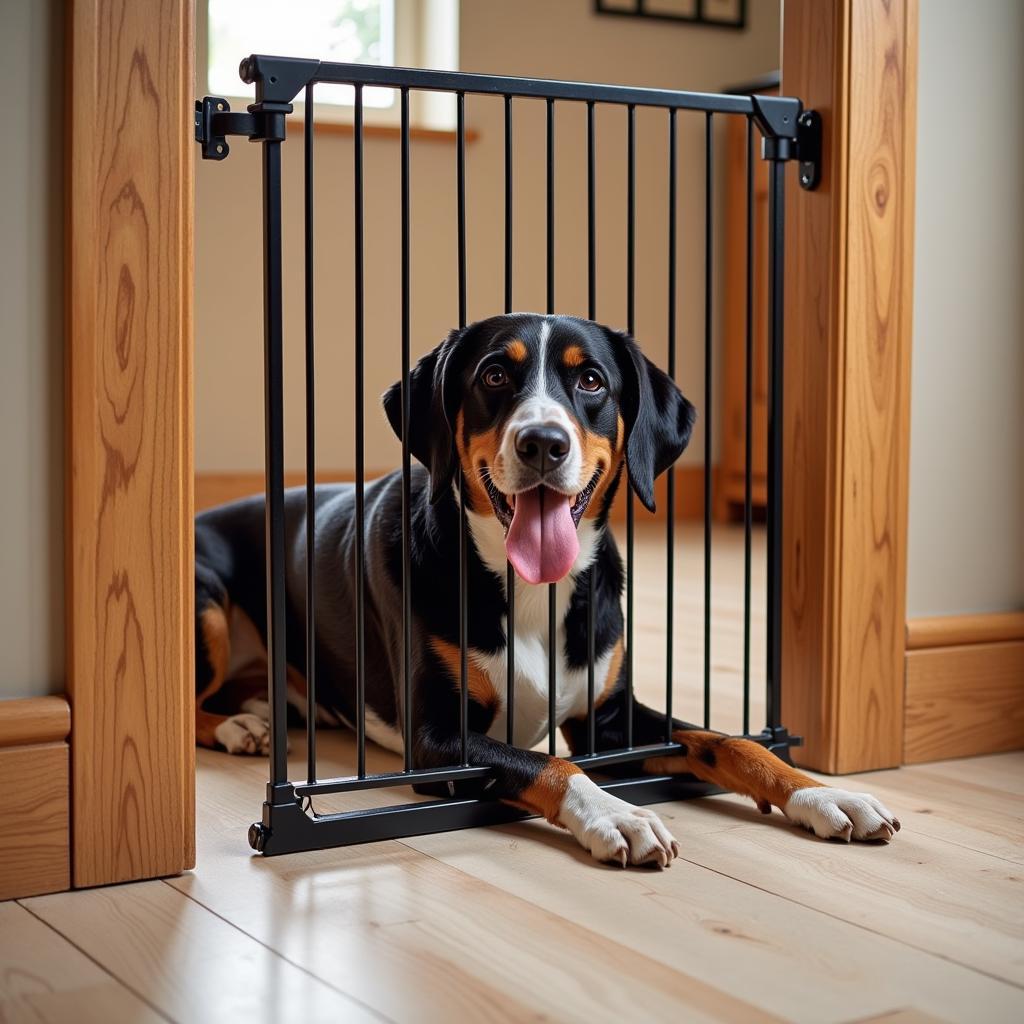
[
  {"x1": 66, "y1": 0, "x2": 195, "y2": 887},
  {"x1": 780, "y1": 0, "x2": 918, "y2": 774}
]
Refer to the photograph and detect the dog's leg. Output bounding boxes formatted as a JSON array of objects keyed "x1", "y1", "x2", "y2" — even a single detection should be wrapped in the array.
[
  {"x1": 195, "y1": 572, "x2": 271, "y2": 756},
  {"x1": 415, "y1": 729, "x2": 677, "y2": 867},
  {"x1": 563, "y1": 692, "x2": 900, "y2": 843}
]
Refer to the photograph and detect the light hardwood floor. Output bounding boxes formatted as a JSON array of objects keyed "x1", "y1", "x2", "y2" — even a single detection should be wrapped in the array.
[{"x1": 7, "y1": 526, "x2": 1024, "y2": 1023}]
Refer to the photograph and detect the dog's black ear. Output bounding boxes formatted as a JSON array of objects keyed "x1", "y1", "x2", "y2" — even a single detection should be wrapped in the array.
[
  {"x1": 383, "y1": 327, "x2": 467, "y2": 503},
  {"x1": 605, "y1": 328, "x2": 696, "y2": 513}
]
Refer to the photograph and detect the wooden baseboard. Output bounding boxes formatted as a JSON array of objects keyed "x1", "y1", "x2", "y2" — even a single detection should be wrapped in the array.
[
  {"x1": 196, "y1": 466, "x2": 717, "y2": 521},
  {"x1": 0, "y1": 696, "x2": 71, "y2": 900},
  {"x1": 904, "y1": 615, "x2": 1024, "y2": 764},
  {"x1": 906, "y1": 612, "x2": 1024, "y2": 650}
]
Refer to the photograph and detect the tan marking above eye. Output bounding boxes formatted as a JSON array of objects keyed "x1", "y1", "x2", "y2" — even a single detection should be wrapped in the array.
[
  {"x1": 506, "y1": 339, "x2": 528, "y2": 362},
  {"x1": 562, "y1": 344, "x2": 585, "y2": 368}
]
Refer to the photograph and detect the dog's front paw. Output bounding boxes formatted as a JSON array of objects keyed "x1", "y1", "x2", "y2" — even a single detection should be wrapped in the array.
[
  {"x1": 558, "y1": 776, "x2": 679, "y2": 867},
  {"x1": 784, "y1": 787, "x2": 901, "y2": 842},
  {"x1": 214, "y1": 713, "x2": 271, "y2": 755}
]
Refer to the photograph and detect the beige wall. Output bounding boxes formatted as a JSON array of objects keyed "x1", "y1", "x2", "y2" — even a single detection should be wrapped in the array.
[
  {"x1": 195, "y1": 0, "x2": 781, "y2": 474},
  {"x1": 0, "y1": 0, "x2": 64, "y2": 699},
  {"x1": 907, "y1": 0, "x2": 1024, "y2": 617}
]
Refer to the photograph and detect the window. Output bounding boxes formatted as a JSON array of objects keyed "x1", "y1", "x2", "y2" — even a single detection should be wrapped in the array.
[{"x1": 201, "y1": 0, "x2": 459, "y2": 128}]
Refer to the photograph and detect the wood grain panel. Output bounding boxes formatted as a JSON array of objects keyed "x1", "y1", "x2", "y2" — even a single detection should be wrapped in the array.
[
  {"x1": 0, "y1": 695, "x2": 70, "y2": 747},
  {"x1": 67, "y1": 0, "x2": 195, "y2": 887},
  {"x1": 904, "y1": 641, "x2": 1024, "y2": 764},
  {"x1": 834, "y1": 0, "x2": 917, "y2": 771},
  {"x1": 781, "y1": 0, "x2": 918, "y2": 772},
  {"x1": 0, "y1": 743, "x2": 69, "y2": 900},
  {"x1": 906, "y1": 612, "x2": 1024, "y2": 650},
  {"x1": 780, "y1": 0, "x2": 848, "y2": 772}
]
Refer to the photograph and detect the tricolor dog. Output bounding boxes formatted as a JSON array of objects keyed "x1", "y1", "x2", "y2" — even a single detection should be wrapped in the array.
[{"x1": 194, "y1": 314, "x2": 899, "y2": 866}]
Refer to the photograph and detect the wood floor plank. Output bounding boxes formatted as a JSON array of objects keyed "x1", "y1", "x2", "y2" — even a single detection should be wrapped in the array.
[
  {"x1": 21, "y1": 881, "x2": 382, "y2": 1024},
  {"x1": 835, "y1": 760, "x2": 1024, "y2": 864},
  {"x1": 0, "y1": 901, "x2": 162, "y2": 1024},
  {"x1": 906, "y1": 752, "x2": 1024, "y2": 798},
  {"x1": 175, "y1": 749, "x2": 784, "y2": 1024},
  {"x1": 402, "y1": 812, "x2": 1024, "y2": 1024},
  {"x1": 655, "y1": 792, "x2": 1024, "y2": 989}
]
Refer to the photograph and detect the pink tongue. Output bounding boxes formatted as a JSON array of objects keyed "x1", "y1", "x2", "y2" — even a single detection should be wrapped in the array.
[{"x1": 505, "y1": 486, "x2": 579, "y2": 584}]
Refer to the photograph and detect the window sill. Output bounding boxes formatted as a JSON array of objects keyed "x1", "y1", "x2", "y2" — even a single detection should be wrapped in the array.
[{"x1": 287, "y1": 117, "x2": 479, "y2": 144}]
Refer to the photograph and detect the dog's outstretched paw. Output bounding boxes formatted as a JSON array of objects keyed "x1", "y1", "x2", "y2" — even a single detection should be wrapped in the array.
[
  {"x1": 559, "y1": 776, "x2": 679, "y2": 868},
  {"x1": 784, "y1": 787, "x2": 901, "y2": 842},
  {"x1": 215, "y1": 713, "x2": 271, "y2": 756}
]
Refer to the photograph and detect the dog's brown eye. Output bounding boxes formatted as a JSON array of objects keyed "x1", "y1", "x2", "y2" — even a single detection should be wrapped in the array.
[
  {"x1": 578, "y1": 369, "x2": 605, "y2": 393},
  {"x1": 482, "y1": 365, "x2": 509, "y2": 389}
]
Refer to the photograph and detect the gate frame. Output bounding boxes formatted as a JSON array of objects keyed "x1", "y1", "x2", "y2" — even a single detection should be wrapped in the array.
[{"x1": 196, "y1": 55, "x2": 812, "y2": 856}]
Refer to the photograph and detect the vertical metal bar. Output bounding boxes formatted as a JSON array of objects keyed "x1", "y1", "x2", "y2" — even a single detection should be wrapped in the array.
[
  {"x1": 766, "y1": 158, "x2": 785, "y2": 733},
  {"x1": 457, "y1": 91, "x2": 469, "y2": 765},
  {"x1": 401, "y1": 87, "x2": 414, "y2": 770},
  {"x1": 262, "y1": 138, "x2": 289, "y2": 787},
  {"x1": 665, "y1": 107, "x2": 677, "y2": 742},
  {"x1": 504, "y1": 94, "x2": 516, "y2": 748},
  {"x1": 546, "y1": 96, "x2": 557, "y2": 756},
  {"x1": 504, "y1": 96, "x2": 514, "y2": 316},
  {"x1": 625, "y1": 103, "x2": 636, "y2": 748},
  {"x1": 587, "y1": 102, "x2": 596, "y2": 321},
  {"x1": 303, "y1": 85, "x2": 317, "y2": 783},
  {"x1": 743, "y1": 115, "x2": 754, "y2": 736},
  {"x1": 460, "y1": 480, "x2": 469, "y2": 765},
  {"x1": 354, "y1": 85, "x2": 367, "y2": 779},
  {"x1": 586, "y1": 98, "x2": 596, "y2": 755},
  {"x1": 702, "y1": 111, "x2": 713, "y2": 731}
]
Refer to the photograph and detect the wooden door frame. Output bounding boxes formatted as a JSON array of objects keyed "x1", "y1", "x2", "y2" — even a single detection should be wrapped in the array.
[
  {"x1": 66, "y1": 0, "x2": 195, "y2": 887},
  {"x1": 780, "y1": 0, "x2": 918, "y2": 773}
]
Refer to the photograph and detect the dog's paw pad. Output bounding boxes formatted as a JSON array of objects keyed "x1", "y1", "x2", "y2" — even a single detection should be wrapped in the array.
[
  {"x1": 784, "y1": 787, "x2": 899, "y2": 842},
  {"x1": 215, "y1": 713, "x2": 271, "y2": 756}
]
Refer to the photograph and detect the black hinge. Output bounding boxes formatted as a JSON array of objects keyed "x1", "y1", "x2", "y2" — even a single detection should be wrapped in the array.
[
  {"x1": 750, "y1": 94, "x2": 822, "y2": 191},
  {"x1": 795, "y1": 110, "x2": 822, "y2": 191},
  {"x1": 194, "y1": 96, "x2": 291, "y2": 160}
]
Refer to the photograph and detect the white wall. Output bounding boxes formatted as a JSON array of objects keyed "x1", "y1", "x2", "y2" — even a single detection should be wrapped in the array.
[
  {"x1": 0, "y1": 0, "x2": 64, "y2": 699},
  {"x1": 194, "y1": 0, "x2": 781, "y2": 474},
  {"x1": 907, "y1": 0, "x2": 1024, "y2": 617}
]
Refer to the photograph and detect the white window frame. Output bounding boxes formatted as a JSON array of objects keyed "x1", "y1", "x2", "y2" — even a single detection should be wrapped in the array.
[{"x1": 198, "y1": 0, "x2": 460, "y2": 131}]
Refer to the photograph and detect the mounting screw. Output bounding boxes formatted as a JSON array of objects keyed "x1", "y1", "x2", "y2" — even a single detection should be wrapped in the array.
[{"x1": 248, "y1": 821, "x2": 268, "y2": 852}]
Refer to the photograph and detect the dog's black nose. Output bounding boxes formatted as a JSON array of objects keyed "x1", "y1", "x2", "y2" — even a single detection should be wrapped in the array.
[{"x1": 515, "y1": 424, "x2": 570, "y2": 475}]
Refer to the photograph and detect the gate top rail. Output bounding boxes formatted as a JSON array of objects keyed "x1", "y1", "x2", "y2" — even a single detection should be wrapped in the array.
[{"x1": 234, "y1": 54, "x2": 806, "y2": 146}]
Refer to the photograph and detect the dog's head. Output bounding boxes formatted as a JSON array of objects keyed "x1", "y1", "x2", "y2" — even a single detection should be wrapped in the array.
[{"x1": 383, "y1": 314, "x2": 695, "y2": 584}]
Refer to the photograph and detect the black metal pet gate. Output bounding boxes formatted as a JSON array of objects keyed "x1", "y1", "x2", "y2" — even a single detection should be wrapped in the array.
[{"x1": 195, "y1": 56, "x2": 819, "y2": 856}]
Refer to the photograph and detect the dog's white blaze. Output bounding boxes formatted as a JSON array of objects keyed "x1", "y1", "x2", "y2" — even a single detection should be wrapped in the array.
[
  {"x1": 493, "y1": 318, "x2": 585, "y2": 494},
  {"x1": 466, "y1": 507, "x2": 608, "y2": 748},
  {"x1": 535, "y1": 317, "x2": 552, "y2": 397},
  {"x1": 495, "y1": 395, "x2": 583, "y2": 495}
]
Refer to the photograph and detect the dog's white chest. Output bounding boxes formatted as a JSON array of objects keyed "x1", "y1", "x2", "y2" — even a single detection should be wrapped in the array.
[
  {"x1": 473, "y1": 568, "x2": 610, "y2": 750},
  {"x1": 465, "y1": 506, "x2": 608, "y2": 749}
]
